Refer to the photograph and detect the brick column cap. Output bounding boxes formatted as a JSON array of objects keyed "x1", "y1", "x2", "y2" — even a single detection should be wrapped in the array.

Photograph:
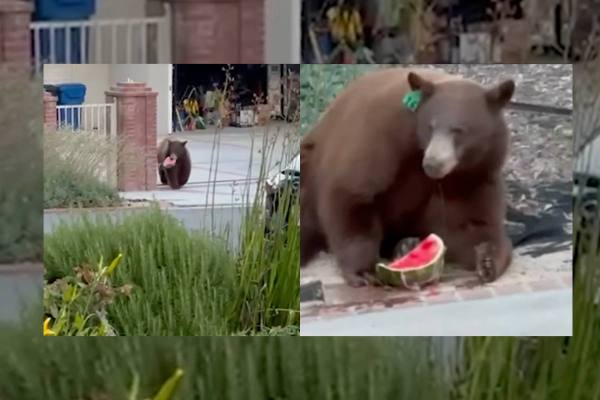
[
  {"x1": 44, "y1": 91, "x2": 57, "y2": 101},
  {"x1": 0, "y1": 1, "x2": 34, "y2": 13},
  {"x1": 105, "y1": 82, "x2": 158, "y2": 98}
]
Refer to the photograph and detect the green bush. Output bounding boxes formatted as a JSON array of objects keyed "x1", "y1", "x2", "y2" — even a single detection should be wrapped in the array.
[
  {"x1": 0, "y1": 332, "x2": 452, "y2": 400},
  {"x1": 44, "y1": 208, "x2": 236, "y2": 336},
  {"x1": 44, "y1": 164, "x2": 121, "y2": 208},
  {"x1": 44, "y1": 203, "x2": 299, "y2": 336},
  {"x1": 44, "y1": 130, "x2": 121, "y2": 208},
  {"x1": 0, "y1": 76, "x2": 43, "y2": 262}
]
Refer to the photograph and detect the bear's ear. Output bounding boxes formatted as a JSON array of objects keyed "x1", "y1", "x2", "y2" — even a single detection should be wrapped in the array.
[
  {"x1": 486, "y1": 79, "x2": 515, "y2": 109},
  {"x1": 181, "y1": 140, "x2": 188, "y2": 146},
  {"x1": 407, "y1": 72, "x2": 435, "y2": 97}
]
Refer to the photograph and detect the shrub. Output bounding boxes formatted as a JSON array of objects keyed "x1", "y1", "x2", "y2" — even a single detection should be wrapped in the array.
[
  {"x1": 44, "y1": 208, "x2": 236, "y2": 336},
  {"x1": 43, "y1": 254, "x2": 129, "y2": 336},
  {"x1": 44, "y1": 130, "x2": 122, "y2": 208},
  {"x1": 0, "y1": 76, "x2": 43, "y2": 262}
]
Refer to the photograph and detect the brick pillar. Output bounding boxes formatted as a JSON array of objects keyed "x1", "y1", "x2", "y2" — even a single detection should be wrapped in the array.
[
  {"x1": 43, "y1": 91, "x2": 57, "y2": 133},
  {"x1": 166, "y1": 0, "x2": 264, "y2": 63},
  {"x1": 105, "y1": 82, "x2": 158, "y2": 192},
  {"x1": 0, "y1": 1, "x2": 33, "y2": 73}
]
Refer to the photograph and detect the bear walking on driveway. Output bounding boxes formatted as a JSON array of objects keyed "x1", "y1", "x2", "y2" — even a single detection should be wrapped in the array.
[
  {"x1": 300, "y1": 68, "x2": 516, "y2": 287},
  {"x1": 157, "y1": 138, "x2": 191, "y2": 190}
]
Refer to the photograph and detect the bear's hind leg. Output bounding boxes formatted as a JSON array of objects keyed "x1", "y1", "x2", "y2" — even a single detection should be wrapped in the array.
[
  {"x1": 166, "y1": 169, "x2": 181, "y2": 189},
  {"x1": 159, "y1": 167, "x2": 168, "y2": 184}
]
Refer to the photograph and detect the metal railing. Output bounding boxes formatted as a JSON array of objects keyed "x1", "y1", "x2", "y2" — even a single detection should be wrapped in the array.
[
  {"x1": 31, "y1": 4, "x2": 171, "y2": 75},
  {"x1": 56, "y1": 103, "x2": 116, "y2": 137},
  {"x1": 56, "y1": 103, "x2": 117, "y2": 187}
]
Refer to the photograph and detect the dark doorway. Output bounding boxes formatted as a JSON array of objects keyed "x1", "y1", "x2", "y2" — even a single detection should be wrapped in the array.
[{"x1": 172, "y1": 64, "x2": 270, "y2": 131}]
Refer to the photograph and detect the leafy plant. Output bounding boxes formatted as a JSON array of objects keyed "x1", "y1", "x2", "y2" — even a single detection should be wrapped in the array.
[
  {"x1": 43, "y1": 254, "x2": 130, "y2": 336},
  {"x1": 44, "y1": 208, "x2": 236, "y2": 336}
]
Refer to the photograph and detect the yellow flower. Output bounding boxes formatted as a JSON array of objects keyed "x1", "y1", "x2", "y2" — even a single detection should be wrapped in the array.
[
  {"x1": 105, "y1": 253, "x2": 123, "y2": 276},
  {"x1": 43, "y1": 318, "x2": 57, "y2": 336}
]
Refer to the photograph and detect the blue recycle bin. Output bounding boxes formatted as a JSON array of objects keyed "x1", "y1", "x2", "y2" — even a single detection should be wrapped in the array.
[
  {"x1": 34, "y1": 0, "x2": 96, "y2": 21},
  {"x1": 56, "y1": 83, "x2": 87, "y2": 130},
  {"x1": 33, "y1": 0, "x2": 96, "y2": 64}
]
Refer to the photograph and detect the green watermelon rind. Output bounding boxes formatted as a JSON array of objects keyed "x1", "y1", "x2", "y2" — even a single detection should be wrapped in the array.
[{"x1": 375, "y1": 236, "x2": 446, "y2": 290}]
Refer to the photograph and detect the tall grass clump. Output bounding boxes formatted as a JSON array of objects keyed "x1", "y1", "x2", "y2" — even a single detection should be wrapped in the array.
[
  {"x1": 0, "y1": 324, "x2": 454, "y2": 400},
  {"x1": 44, "y1": 129, "x2": 122, "y2": 208},
  {"x1": 449, "y1": 245, "x2": 598, "y2": 399},
  {"x1": 44, "y1": 207, "x2": 236, "y2": 335},
  {"x1": 195, "y1": 66, "x2": 300, "y2": 333},
  {"x1": 0, "y1": 76, "x2": 43, "y2": 262},
  {"x1": 228, "y1": 107, "x2": 300, "y2": 331}
]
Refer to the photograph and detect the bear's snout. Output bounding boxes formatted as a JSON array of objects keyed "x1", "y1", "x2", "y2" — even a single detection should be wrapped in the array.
[
  {"x1": 423, "y1": 132, "x2": 458, "y2": 179},
  {"x1": 423, "y1": 158, "x2": 452, "y2": 179}
]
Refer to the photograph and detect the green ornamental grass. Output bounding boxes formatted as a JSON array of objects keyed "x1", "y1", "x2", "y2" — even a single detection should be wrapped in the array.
[{"x1": 0, "y1": 76, "x2": 43, "y2": 262}]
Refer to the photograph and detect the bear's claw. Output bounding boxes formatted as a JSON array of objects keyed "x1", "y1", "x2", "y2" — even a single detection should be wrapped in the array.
[
  {"x1": 343, "y1": 271, "x2": 383, "y2": 288},
  {"x1": 475, "y1": 242, "x2": 497, "y2": 283}
]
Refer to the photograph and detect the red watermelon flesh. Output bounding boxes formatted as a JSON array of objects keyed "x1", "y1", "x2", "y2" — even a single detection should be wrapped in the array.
[
  {"x1": 388, "y1": 234, "x2": 444, "y2": 270},
  {"x1": 163, "y1": 156, "x2": 177, "y2": 168}
]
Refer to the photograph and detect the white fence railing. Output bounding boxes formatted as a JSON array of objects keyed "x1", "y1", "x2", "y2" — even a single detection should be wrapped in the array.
[
  {"x1": 57, "y1": 103, "x2": 116, "y2": 138},
  {"x1": 56, "y1": 102, "x2": 118, "y2": 187},
  {"x1": 31, "y1": 4, "x2": 171, "y2": 74}
]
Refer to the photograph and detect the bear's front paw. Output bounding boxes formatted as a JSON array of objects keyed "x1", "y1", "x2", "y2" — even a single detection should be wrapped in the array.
[
  {"x1": 474, "y1": 242, "x2": 497, "y2": 283},
  {"x1": 342, "y1": 270, "x2": 383, "y2": 288}
]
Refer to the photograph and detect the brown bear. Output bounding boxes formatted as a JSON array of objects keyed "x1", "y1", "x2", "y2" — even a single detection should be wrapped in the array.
[
  {"x1": 300, "y1": 67, "x2": 515, "y2": 287},
  {"x1": 157, "y1": 138, "x2": 191, "y2": 190}
]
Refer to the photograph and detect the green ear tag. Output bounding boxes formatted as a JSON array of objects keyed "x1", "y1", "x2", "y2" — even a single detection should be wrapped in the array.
[{"x1": 403, "y1": 90, "x2": 422, "y2": 112}]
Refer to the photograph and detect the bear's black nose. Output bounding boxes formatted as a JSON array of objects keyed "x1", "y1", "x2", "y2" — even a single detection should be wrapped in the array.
[{"x1": 422, "y1": 160, "x2": 446, "y2": 179}]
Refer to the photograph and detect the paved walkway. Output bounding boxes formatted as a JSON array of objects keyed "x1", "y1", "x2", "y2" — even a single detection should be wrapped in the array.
[
  {"x1": 301, "y1": 240, "x2": 572, "y2": 336},
  {"x1": 121, "y1": 122, "x2": 297, "y2": 207},
  {"x1": 301, "y1": 288, "x2": 572, "y2": 336}
]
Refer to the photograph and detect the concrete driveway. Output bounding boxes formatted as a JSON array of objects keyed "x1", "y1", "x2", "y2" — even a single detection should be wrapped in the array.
[
  {"x1": 121, "y1": 122, "x2": 297, "y2": 207},
  {"x1": 302, "y1": 288, "x2": 572, "y2": 336}
]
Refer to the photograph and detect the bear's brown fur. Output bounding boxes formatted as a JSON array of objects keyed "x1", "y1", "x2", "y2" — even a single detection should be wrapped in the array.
[
  {"x1": 300, "y1": 68, "x2": 515, "y2": 287},
  {"x1": 157, "y1": 138, "x2": 191, "y2": 190}
]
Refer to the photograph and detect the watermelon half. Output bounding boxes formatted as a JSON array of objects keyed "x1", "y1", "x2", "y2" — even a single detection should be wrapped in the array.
[{"x1": 376, "y1": 234, "x2": 446, "y2": 290}]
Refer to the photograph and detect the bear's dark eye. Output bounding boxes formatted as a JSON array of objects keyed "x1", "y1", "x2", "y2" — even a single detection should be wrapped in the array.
[{"x1": 451, "y1": 127, "x2": 465, "y2": 135}]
